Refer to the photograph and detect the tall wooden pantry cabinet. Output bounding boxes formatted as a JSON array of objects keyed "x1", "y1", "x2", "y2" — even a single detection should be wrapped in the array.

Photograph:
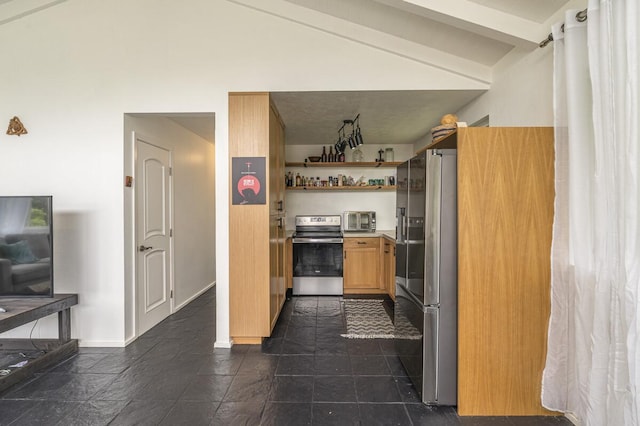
[
  {"x1": 429, "y1": 127, "x2": 558, "y2": 416},
  {"x1": 229, "y1": 92, "x2": 287, "y2": 344}
]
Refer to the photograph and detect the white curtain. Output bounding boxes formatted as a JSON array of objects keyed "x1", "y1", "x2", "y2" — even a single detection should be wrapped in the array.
[{"x1": 542, "y1": 1, "x2": 640, "y2": 425}]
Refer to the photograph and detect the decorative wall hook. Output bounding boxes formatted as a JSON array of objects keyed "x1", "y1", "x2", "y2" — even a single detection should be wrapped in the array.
[{"x1": 6, "y1": 116, "x2": 28, "y2": 136}]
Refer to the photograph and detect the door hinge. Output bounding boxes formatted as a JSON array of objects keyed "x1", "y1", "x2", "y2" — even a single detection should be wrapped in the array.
[
  {"x1": 170, "y1": 229, "x2": 173, "y2": 237},
  {"x1": 170, "y1": 290, "x2": 173, "y2": 298},
  {"x1": 169, "y1": 167, "x2": 173, "y2": 176}
]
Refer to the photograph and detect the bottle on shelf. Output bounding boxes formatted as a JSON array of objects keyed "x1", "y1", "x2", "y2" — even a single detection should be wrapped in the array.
[
  {"x1": 321, "y1": 146, "x2": 327, "y2": 162},
  {"x1": 352, "y1": 147, "x2": 363, "y2": 162},
  {"x1": 338, "y1": 151, "x2": 345, "y2": 162},
  {"x1": 295, "y1": 173, "x2": 301, "y2": 187},
  {"x1": 328, "y1": 146, "x2": 334, "y2": 162}
]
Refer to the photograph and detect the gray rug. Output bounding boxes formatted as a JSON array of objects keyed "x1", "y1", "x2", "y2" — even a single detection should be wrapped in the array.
[{"x1": 341, "y1": 299, "x2": 422, "y2": 340}]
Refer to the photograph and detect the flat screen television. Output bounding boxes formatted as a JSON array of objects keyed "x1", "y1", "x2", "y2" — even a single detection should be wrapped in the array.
[{"x1": 0, "y1": 196, "x2": 53, "y2": 297}]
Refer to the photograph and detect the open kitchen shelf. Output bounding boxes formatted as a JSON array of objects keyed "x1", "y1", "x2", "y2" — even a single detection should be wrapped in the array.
[
  {"x1": 286, "y1": 185, "x2": 396, "y2": 191},
  {"x1": 286, "y1": 161, "x2": 402, "y2": 168}
]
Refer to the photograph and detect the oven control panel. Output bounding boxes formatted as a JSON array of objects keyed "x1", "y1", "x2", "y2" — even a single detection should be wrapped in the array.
[{"x1": 295, "y1": 215, "x2": 341, "y2": 227}]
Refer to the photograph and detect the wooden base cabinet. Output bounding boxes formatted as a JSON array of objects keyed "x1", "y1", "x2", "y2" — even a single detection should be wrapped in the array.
[
  {"x1": 383, "y1": 238, "x2": 396, "y2": 300},
  {"x1": 343, "y1": 237, "x2": 385, "y2": 294},
  {"x1": 229, "y1": 92, "x2": 286, "y2": 344},
  {"x1": 429, "y1": 128, "x2": 558, "y2": 416}
]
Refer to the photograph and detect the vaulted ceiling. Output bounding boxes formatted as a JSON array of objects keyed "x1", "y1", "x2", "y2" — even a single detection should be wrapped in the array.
[
  {"x1": 235, "y1": 0, "x2": 582, "y2": 145},
  {"x1": 2, "y1": 0, "x2": 584, "y2": 145},
  {"x1": 230, "y1": 0, "x2": 580, "y2": 85}
]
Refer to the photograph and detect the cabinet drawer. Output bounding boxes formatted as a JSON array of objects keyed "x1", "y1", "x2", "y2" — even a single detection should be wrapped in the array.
[{"x1": 344, "y1": 238, "x2": 379, "y2": 249}]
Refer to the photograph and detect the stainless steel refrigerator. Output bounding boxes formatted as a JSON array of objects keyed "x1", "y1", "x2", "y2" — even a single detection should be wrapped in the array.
[{"x1": 394, "y1": 149, "x2": 457, "y2": 405}]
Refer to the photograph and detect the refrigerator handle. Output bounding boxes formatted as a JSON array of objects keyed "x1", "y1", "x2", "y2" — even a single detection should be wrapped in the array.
[
  {"x1": 402, "y1": 215, "x2": 407, "y2": 240},
  {"x1": 396, "y1": 207, "x2": 406, "y2": 241}
]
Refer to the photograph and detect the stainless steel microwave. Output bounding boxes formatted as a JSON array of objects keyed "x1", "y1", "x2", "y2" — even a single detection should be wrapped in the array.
[{"x1": 343, "y1": 211, "x2": 376, "y2": 232}]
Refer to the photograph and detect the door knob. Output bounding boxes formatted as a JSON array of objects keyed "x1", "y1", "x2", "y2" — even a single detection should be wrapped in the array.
[{"x1": 139, "y1": 245, "x2": 153, "y2": 252}]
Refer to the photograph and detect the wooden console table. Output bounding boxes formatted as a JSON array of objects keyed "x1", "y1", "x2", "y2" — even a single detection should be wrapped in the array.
[{"x1": 0, "y1": 294, "x2": 78, "y2": 393}]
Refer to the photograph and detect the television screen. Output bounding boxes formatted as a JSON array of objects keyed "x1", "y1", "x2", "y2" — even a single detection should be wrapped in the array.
[{"x1": 0, "y1": 196, "x2": 53, "y2": 297}]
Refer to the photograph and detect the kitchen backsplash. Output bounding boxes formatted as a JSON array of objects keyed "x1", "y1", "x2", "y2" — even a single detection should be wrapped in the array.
[{"x1": 284, "y1": 144, "x2": 412, "y2": 231}]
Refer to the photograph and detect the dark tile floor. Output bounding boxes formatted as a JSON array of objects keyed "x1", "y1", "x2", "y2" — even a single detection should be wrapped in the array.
[{"x1": 0, "y1": 289, "x2": 573, "y2": 425}]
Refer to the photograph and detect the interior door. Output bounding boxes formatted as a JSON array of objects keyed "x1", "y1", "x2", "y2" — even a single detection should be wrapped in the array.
[{"x1": 135, "y1": 138, "x2": 172, "y2": 336}]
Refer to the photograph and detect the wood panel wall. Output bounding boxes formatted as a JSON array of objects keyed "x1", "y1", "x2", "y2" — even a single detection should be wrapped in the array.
[
  {"x1": 228, "y1": 93, "x2": 271, "y2": 341},
  {"x1": 456, "y1": 127, "x2": 557, "y2": 415}
]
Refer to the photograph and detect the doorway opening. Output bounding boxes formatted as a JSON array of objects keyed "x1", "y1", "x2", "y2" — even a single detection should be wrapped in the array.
[{"x1": 123, "y1": 113, "x2": 216, "y2": 344}]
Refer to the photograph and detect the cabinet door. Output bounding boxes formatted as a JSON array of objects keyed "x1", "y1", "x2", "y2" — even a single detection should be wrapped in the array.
[
  {"x1": 456, "y1": 127, "x2": 556, "y2": 415},
  {"x1": 343, "y1": 238, "x2": 380, "y2": 291},
  {"x1": 269, "y1": 215, "x2": 280, "y2": 329},
  {"x1": 269, "y1": 103, "x2": 286, "y2": 331},
  {"x1": 269, "y1": 105, "x2": 285, "y2": 215},
  {"x1": 277, "y1": 220, "x2": 286, "y2": 309},
  {"x1": 384, "y1": 240, "x2": 396, "y2": 300}
]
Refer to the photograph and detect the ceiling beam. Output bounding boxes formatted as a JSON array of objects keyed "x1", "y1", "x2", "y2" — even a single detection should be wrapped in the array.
[
  {"x1": 228, "y1": 0, "x2": 491, "y2": 86},
  {"x1": 0, "y1": 0, "x2": 68, "y2": 26},
  {"x1": 385, "y1": 0, "x2": 546, "y2": 49}
]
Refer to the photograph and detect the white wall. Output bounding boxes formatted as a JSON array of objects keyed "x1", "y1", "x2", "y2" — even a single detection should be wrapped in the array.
[
  {"x1": 285, "y1": 144, "x2": 414, "y2": 230},
  {"x1": 457, "y1": 48, "x2": 554, "y2": 127},
  {"x1": 123, "y1": 115, "x2": 215, "y2": 344},
  {"x1": 411, "y1": 47, "x2": 555, "y2": 153},
  {"x1": 0, "y1": 0, "x2": 501, "y2": 346}
]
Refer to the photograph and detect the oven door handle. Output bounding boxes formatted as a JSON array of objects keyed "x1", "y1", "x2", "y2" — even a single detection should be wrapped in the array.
[{"x1": 292, "y1": 238, "x2": 344, "y2": 244}]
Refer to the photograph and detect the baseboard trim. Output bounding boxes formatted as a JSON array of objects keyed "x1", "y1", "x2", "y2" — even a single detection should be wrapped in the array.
[
  {"x1": 79, "y1": 339, "x2": 126, "y2": 348},
  {"x1": 173, "y1": 281, "x2": 216, "y2": 311},
  {"x1": 214, "y1": 338, "x2": 233, "y2": 349}
]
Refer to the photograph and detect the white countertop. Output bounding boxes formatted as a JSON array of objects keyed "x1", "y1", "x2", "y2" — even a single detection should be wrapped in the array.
[{"x1": 343, "y1": 229, "x2": 395, "y2": 240}]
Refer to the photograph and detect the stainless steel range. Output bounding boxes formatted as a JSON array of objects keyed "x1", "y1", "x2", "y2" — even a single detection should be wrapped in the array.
[{"x1": 292, "y1": 215, "x2": 344, "y2": 295}]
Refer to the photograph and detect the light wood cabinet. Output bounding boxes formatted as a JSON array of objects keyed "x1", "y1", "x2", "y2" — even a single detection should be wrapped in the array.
[
  {"x1": 268, "y1": 103, "x2": 286, "y2": 332},
  {"x1": 428, "y1": 128, "x2": 557, "y2": 416},
  {"x1": 343, "y1": 237, "x2": 385, "y2": 294},
  {"x1": 229, "y1": 92, "x2": 286, "y2": 344},
  {"x1": 382, "y1": 238, "x2": 396, "y2": 300}
]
